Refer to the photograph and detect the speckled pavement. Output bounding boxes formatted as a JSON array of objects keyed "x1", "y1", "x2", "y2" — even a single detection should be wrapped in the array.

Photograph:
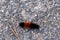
[{"x1": 0, "y1": 0, "x2": 60, "y2": 40}]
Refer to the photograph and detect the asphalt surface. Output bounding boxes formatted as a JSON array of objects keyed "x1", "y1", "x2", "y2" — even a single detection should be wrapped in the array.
[{"x1": 0, "y1": 0, "x2": 60, "y2": 40}]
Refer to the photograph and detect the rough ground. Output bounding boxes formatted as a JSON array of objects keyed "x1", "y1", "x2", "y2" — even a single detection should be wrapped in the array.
[{"x1": 0, "y1": 0, "x2": 60, "y2": 40}]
